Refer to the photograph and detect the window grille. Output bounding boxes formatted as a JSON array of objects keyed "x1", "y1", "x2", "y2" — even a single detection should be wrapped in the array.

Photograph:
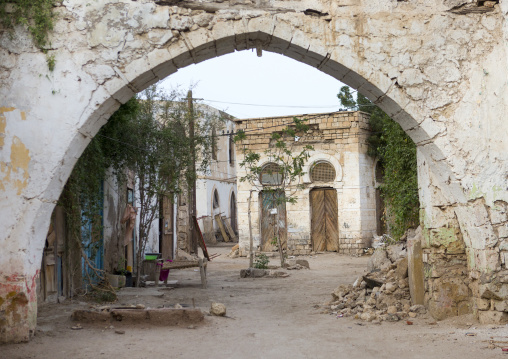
[
  {"x1": 311, "y1": 162, "x2": 336, "y2": 182},
  {"x1": 260, "y1": 163, "x2": 282, "y2": 185}
]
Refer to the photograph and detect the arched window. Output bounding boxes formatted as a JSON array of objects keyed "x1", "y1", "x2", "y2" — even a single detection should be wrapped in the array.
[
  {"x1": 213, "y1": 189, "x2": 220, "y2": 209},
  {"x1": 310, "y1": 161, "x2": 336, "y2": 183},
  {"x1": 260, "y1": 163, "x2": 282, "y2": 186}
]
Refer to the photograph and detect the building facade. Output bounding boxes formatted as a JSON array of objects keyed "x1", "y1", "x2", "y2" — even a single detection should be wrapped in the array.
[{"x1": 235, "y1": 111, "x2": 378, "y2": 256}]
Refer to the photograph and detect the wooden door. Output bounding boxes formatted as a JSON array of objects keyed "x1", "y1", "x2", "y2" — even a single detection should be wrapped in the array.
[
  {"x1": 161, "y1": 196, "x2": 173, "y2": 259},
  {"x1": 260, "y1": 191, "x2": 287, "y2": 252},
  {"x1": 310, "y1": 188, "x2": 339, "y2": 252}
]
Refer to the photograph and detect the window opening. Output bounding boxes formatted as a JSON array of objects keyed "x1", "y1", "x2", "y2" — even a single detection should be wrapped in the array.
[
  {"x1": 213, "y1": 189, "x2": 220, "y2": 209},
  {"x1": 229, "y1": 134, "x2": 234, "y2": 166},
  {"x1": 310, "y1": 161, "x2": 336, "y2": 182},
  {"x1": 212, "y1": 127, "x2": 217, "y2": 160},
  {"x1": 260, "y1": 163, "x2": 283, "y2": 186}
]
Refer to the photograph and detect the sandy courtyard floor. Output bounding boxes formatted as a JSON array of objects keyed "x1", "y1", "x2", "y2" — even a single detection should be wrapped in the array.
[{"x1": 2, "y1": 243, "x2": 508, "y2": 359}]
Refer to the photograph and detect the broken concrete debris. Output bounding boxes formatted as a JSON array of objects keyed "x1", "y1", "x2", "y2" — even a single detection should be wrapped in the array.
[{"x1": 325, "y1": 244, "x2": 427, "y2": 323}]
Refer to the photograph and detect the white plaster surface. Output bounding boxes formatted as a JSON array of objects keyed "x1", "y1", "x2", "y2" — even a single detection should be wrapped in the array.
[{"x1": 2, "y1": 0, "x2": 508, "y2": 341}]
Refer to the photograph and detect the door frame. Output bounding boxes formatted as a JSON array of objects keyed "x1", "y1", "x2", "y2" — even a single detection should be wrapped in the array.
[
  {"x1": 259, "y1": 190, "x2": 287, "y2": 252},
  {"x1": 309, "y1": 187, "x2": 339, "y2": 252}
]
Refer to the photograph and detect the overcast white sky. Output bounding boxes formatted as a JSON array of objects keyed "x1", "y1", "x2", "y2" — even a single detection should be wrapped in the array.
[{"x1": 160, "y1": 49, "x2": 347, "y2": 119}]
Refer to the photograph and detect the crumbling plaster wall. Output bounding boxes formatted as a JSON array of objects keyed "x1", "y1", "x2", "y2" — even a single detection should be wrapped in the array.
[{"x1": 1, "y1": 0, "x2": 508, "y2": 342}]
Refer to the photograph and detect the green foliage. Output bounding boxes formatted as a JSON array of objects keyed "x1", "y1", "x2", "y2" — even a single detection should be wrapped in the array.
[
  {"x1": 234, "y1": 117, "x2": 313, "y2": 200},
  {"x1": 338, "y1": 86, "x2": 419, "y2": 240},
  {"x1": 254, "y1": 253, "x2": 269, "y2": 269},
  {"x1": 60, "y1": 85, "x2": 224, "y2": 288},
  {"x1": 0, "y1": 0, "x2": 57, "y2": 49},
  {"x1": 46, "y1": 54, "x2": 55, "y2": 71}
]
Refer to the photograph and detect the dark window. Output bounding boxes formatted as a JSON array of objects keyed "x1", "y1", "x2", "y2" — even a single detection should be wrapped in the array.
[
  {"x1": 212, "y1": 128, "x2": 217, "y2": 160},
  {"x1": 213, "y1": 189, "x2": 220, "y2": 209},
  {"x1": 229, "y1": 134, "x2": 234, "y2": 166}
]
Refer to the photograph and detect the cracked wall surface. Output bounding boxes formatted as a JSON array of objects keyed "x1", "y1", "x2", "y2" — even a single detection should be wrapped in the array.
[{"x1": 1, "y1": 0, "x2": 508, "y2": 342}]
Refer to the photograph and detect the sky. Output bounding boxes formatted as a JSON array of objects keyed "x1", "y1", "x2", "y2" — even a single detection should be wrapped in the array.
[{"x1": 160, "y1": 49, "x2": 347, "y2": 120}]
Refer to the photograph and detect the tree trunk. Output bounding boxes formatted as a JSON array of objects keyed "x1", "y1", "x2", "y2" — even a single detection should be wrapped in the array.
[{"x1": 248, "y1": 190, "x2": 254, "y2": 268}]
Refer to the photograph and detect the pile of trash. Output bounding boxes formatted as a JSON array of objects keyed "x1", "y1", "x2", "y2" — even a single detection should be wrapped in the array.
[{"x1": 325, "y1": 239, "x2": 427, "y2": 323}]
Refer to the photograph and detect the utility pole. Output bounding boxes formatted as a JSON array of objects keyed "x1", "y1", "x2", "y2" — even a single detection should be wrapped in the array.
[{"x1": 188, "y1": 90, "x2": 198, "y2": 254}]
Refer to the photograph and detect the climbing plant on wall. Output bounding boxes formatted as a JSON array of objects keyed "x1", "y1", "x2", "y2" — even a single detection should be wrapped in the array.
[
  {"x1": 0, "y1": 0, "x2": 56, "y2": 48},
  {"x1": 59, "y1": 97, "x2": 140, "y2": 300},
  {"x1": 338, "y1": 85, "x2": 420, "y2": 240}
]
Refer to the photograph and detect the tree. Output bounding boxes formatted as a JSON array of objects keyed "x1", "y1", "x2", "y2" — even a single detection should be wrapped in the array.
[
  {"x1": 234, "y1": 117, "x2": 313, "y2": 267},
  {"x1": 338, "y1": 86, "x2": 419, "y2": 240},
  {"x1": 60, "y1": 84, "x2": 225, "y2": 291},
  {"x1": 129, "y1": 85, "x2": 225, "y2": 285}
]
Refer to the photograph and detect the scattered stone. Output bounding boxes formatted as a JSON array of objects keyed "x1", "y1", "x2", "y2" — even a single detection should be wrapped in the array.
[
  {"x1": 395, "y1": 257, "x2": 409, "y2": 279},
  {"x1": 228, "y1": 244, "x2": 240, "y2": 258},
  {"x1": 410, "y1": 304, "x2": 426, "y2": 314},
  {"x1": 187, "y1": 325, "x2": 196, "y2": 329},
  {"x1": 327, "y1": 242, "x2": 424, "y2": 324},
  {"x1": 210, "y1": 302, "x2": 227, "y2": 316},
  {"x1": 268, "y1": 270, "x2": 290, "y2": 278},
  {"x1": 385, "y1": 282, "x2": 397, "y2": 293},
  {"x1": 115, "y1": 330, "x2": 125, "y2": 334},
  {"x1": 286, "y1": 264, "x2": 306, "y2": 270},
  {"x1": 240, "y1": 268, "x2": 268, "y2": 278},
  {"x1": 174, "y1": 304, "x2": 183, "y2": 309},
  {"x1": 386, "y1": 243, "x2": 406, "y2": 263},
  {"x1": 296, "y1": 259, "x2": 310, "y2": 269},
  {"x1": 387, "y1": 306, "x2": 398, "y2": 314},
  {"x1": 367, "y1": 249, "x2": 391, "y2": 272}
]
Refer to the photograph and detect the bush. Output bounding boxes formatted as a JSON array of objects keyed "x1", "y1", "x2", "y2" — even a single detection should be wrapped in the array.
[{"x1": 254, "y1": 254, "x2": 269, "y2": 269}]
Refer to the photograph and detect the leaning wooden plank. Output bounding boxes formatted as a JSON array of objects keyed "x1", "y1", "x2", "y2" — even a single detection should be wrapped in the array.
[
  {"x1": 224, "y1": 217, "x2": 238, "y2": 242},
  {"x1": 193, "y1": 216, "x2": 210, "y2": 260},
  {"x1": 215, "y1": 214, "x2": 230, "y2": 242}
]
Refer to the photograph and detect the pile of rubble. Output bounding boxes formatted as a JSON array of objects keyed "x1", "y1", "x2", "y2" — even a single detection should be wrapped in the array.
[{"x1": 325, "y1": 241, "x2": 428, "y2": 323}]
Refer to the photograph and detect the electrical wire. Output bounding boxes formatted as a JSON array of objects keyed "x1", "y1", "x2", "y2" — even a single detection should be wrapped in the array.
[{"x1": 201, "y1": 99, "x2": 343, "y2": 109}]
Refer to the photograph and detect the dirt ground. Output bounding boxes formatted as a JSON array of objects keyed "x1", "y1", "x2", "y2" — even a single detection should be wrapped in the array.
[{"x1": 2, "y1": 243, "x2": 508, "y2": 359}]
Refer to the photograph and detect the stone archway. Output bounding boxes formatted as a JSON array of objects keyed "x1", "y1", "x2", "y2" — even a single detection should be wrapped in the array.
[{"x1": 2, "y1": 0, "x2": 508, "y2": 342}]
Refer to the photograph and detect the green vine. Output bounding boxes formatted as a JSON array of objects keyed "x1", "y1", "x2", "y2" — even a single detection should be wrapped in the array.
[
  {"x1": 338, "y1": 86, "x2": 420, "y2": 240},
  {"x1": 46, "y1": 54, "x2": 55, "y2": 71},
  {"x1": 0, "y1": 0, "x2": 57, "y2": 49}
]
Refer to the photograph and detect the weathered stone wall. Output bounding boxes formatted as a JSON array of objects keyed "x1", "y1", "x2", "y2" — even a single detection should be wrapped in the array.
[
  {"x1": 2, "y1": 0, "x2": 508, "y2": 342},
  {"x1": 235, "y1": 111, "x2": 376, "y2": 255}
]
